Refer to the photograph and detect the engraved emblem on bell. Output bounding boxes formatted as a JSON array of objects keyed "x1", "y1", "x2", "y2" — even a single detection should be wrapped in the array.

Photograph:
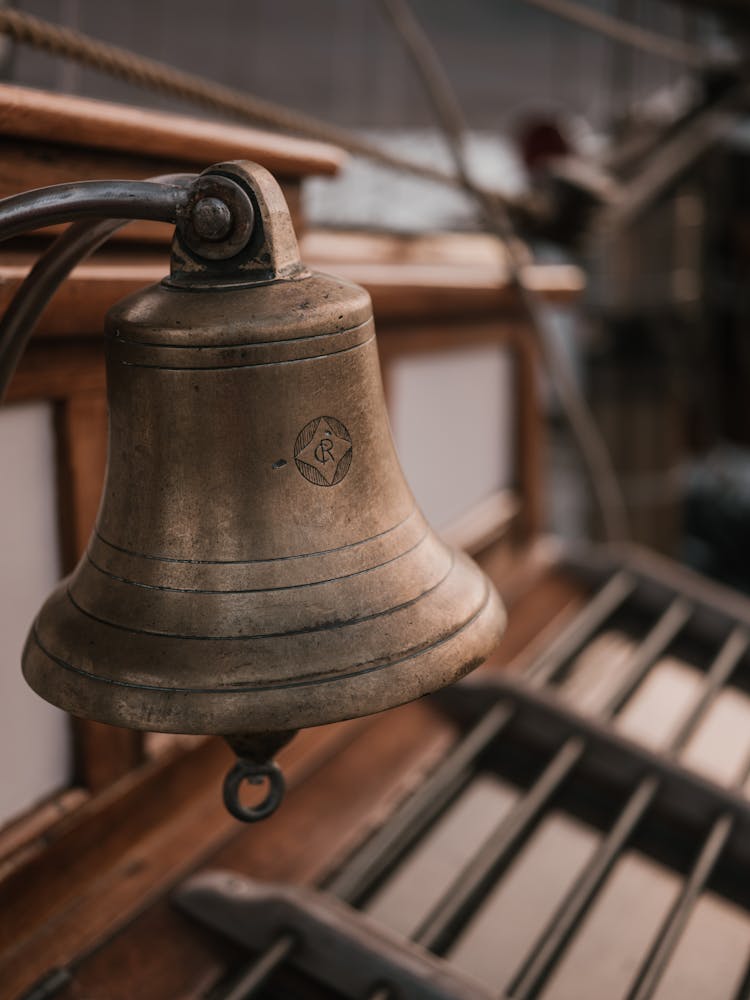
[{"x1": 294, "y1": 416, "x2": 353, "y2": 486}]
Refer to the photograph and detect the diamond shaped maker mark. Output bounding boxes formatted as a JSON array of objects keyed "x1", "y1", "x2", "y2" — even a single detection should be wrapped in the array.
[{"x1": 294, "y1": 416, "x2": 353, "y2": 487}]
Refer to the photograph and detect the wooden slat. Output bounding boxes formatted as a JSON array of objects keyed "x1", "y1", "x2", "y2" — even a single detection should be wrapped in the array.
[
  {"x1": 0, "y1": 241, "x2": 579, "y2": 338},
  {"x1": 0, "y1": 253, "x2": 169, "y2": 339},
  {"x1": 4, "y1": 339, "x2": 105, "y2": 401},
  {"x1": 0, "y1": 83, "x2": 344, "y2": 177},
  {"x1": 0, "y1": 788, "x2": 88, "y2": 867},
  {"x1": 376, "y1": 317, "x2": 521, "y2": 357},
  {"x1": 302, "y1": 229, "x2": 585, "y2": 321},
  {"x1": 0, "y1": 139, "x2": 304, "y2": 241}
]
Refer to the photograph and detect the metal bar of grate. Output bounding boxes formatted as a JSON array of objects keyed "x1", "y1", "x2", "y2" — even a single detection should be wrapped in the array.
[
  {"x1": 218, "y1": 934, "x2": 297, "y2": 1000},
  {"x1": 332, "y1": 574, "x2": 637, "y2": 905},
  {"x1": 524, "y1": 571, "x2": 636, "y2": 687},
  {"x1": 625, "y1": 812, "x2": 735, "y2": 1000},
  {"x1": 625, "y1": 703, "x2": 750, "y2": 1000},
  {"x1": 208, "y1": 562, "x2": 750, "y2": 1000},
  {"x1": 212, "y1": 701, "x2": 516, "y2": 1000},
  {"x1": 506, "y1": 625, "x2": 749, "y2": 999},
  {"x1": 327, "y1": 700, "x2": 515, "y2": 902},
  {"x1": 215, "y1": 573, "x2": 636, "y2": 999},
  {"x1": 413, "y1": 736, "x2": 586, "y2": 954},
  {"x1": 667, "y1": 627, "x2": 749, "y2": 755},
  {"x1": 598, "y1": 597, "x2": 693, "y2": 716},
  {"x1": 399, "y1": 598, "x2": 692, "y2": 960},
  {"x1": 506, "y1": 774, "x2": 660, "y2": 999}
]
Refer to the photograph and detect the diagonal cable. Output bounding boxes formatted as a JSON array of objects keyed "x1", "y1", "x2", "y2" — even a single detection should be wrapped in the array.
[
  {"x1": 518, "y1": 0, "x2": 713, "y2": 69},
  {"x1": 377, "y1": 0, "x2": 630, "y2": 543}
]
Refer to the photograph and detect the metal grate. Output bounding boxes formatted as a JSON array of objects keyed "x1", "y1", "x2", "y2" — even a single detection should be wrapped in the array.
[{"x1": 207, "y1": 545, "x2": 750, "y2": 1000}]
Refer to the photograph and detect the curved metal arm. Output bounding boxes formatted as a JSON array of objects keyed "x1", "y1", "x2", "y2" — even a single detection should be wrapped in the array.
[
  {"x1": 0, "y1": 175, "x2": 196, "y2": 400},
  {"x1": 0, "y1": 168, "x2": 258, "y2": 399},
  {"x1": 0, "y1": 178, "x2": 190, "y2": 243}
]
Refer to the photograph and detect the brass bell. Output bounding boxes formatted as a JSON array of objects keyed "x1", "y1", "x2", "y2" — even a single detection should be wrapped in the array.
[{"x1": 22, "y1": 161, "x2": 505, "y2": 819}]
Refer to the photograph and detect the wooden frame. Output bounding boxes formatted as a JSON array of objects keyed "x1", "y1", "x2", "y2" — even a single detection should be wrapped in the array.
[{"x1": 5, "y1": 338, "x2": 142, "y2": 793}]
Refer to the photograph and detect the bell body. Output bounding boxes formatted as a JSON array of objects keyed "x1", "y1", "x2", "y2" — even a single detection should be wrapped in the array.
[{"x1": 23, "y1": 162, "x2": 504, "y2": 736}]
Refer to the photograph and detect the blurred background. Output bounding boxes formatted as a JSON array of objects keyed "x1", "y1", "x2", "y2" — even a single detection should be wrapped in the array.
[
  {"x1": 6, "y1": 6, "x2": 750, "y2": 998},
  {"x1": 5, "y1": 0, "x2": 745, "y2": 570},
  {"x1": 0, "y1": 0, "x2": 747, "y2": 819}
]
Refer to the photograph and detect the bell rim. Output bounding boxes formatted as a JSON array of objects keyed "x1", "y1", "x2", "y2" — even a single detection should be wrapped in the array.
[{"x1": 23, "y1": 574, "x2": 505, "y2": 734}]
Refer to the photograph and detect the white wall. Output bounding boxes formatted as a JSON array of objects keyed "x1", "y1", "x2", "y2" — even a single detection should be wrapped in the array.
[
  {"x1": 389, "y1": 345, "x2": 513, "y2": 528},
  {"x1": 0, "y1": 401, "x2": 70, "y2": 827}
]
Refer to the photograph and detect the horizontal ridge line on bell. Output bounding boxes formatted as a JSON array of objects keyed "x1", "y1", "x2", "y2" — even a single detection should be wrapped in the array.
[
  {"x1": 94, "y1": 507, "x2": 419, "y2": 566},
  {"x1": 64, "y1": 550, "x2": 456, "y2": 641},
  {"x1": 83, "y1": 527, "x2": 432, "y2": 595},
  {"x1": 109, "y1": 314, "x2": 372, "y2": 351},
  {"x1": 29, "y1": 579, "x2": 493, "y2": 697},
  {"x1": 116, "y1": 334, "x2": 376, "y2": 371}
]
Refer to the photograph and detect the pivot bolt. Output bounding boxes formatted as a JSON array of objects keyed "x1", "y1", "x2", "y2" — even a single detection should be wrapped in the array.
[{"x1": 191, "y1": 197, "x2": 233, "y2": 242}]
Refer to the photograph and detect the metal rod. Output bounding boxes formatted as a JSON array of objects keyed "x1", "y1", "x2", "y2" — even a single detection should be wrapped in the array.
[
  {"x1": 599, "y1": 597, "x2": 693, "y2": 716},
  {"x1": 507, "y1": 775, "x2": 660, "y2": 999},
  {"x1": 327, "y1": 700, "x2": 516, "y2": 902},
  {"x1": 524, "y1": 571, "x2": 636, "y2": 687},
  {"x1": 624, "y1": 813, "x2": 734, "y2": 1000},
  {"x1": 624, "y1": 665, "x2": 750, "y2": 1000},
  {"x1": 0, "y1": 218, "x2": 121, "y2": 400},
  {"x1": 0, "y1": 174, "x2": 195, "y2": 400},
  {"x1": 219, "y1": 933, "x2": 297, "y2": 1000},
  {"x1": 221, "y1": 700, "x2": 518, "y2": 998},
  {"x1": 413, "y1": 736, "x2": 586, "y2": 954},
  {"x1": 401, "y1": 598, "x2": 692, "y2": 961},
  {"x1": 668, "y1": 627, "x2": 749, "y2": 755},
  {"x1": 216, "y1": 582, "x2": 698, "y2": 999},
  {"x1": 506, "y1": 624, "x2": 744, "y2": 999},
  {"x1": 0, "y1": 179, "x2": 188, "y2": 243}
]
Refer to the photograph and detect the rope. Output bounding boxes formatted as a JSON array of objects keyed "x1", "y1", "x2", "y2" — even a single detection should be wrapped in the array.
[
  {"x1": 518, "y1": 0, "x2": 711, "y2": 70},
  {"x1": 378, "y1": 0, "x2": 630, "y2": 542},
  {"x1": 0, "y1": 4, "x2": 629, "y2": 540},
  {"x1": 0, "y1": 8, "x2": 482, "y2": 194}
]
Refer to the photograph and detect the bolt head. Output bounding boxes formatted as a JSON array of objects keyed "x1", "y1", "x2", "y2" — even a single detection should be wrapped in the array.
[{"x1": 191, "y1": 197, "x2": 233, "y2": 242}]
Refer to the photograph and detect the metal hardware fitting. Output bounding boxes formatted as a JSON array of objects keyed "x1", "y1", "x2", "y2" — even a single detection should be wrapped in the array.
[
  {"x1": 222, "y1": 759, "x2": 286, "y2": 823},
  {"x1": 0, "y1": 170, "x2": 256, "y2": 398},
  {"x1": 174, "y1": 870, "x2": 495, "y2": 1000},
  {"x1": 177, "y1": 171, "x2": 255, "y2": 260}
]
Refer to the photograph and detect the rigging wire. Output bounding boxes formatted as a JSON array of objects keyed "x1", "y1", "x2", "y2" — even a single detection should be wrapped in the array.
[
  {"x1": 0, "y1": 3, "x2": 639, "y2": 539},
  {"x1": 0, "y1": 8, "x2": 488, "y2": 197},
  {"x1": 518, "y1": 0, "x2": 712, "y2": 70},
  {"x1": 377, "y1": 0, "x2": 630, "y2": 542}
]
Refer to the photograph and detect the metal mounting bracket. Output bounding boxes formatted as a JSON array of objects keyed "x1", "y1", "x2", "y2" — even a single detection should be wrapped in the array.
[{"x1": 174, "y1": 869, "x2": 495, "y2": 1000}]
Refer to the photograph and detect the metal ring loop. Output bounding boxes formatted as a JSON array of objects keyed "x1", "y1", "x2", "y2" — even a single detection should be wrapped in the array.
[{"x1": 222, "y1": 759, "x2": 286, "y2": 823}]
